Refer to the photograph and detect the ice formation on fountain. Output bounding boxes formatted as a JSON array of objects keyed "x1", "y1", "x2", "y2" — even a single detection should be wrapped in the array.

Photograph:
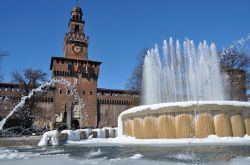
[
  {"x1": 142, "y1": 37, "x2": 226, "y2": 104},
  {"x1": 0, "y1": 79, "x2": 86, "y2": 130},
  {"x1": 38, "y1": 127, "x2": 118, "y2": 146},
  {"x1": 38, "y1": 130, "x2": 59, "y2": 146}
]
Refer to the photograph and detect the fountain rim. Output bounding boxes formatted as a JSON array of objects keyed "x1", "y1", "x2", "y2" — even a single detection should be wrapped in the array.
[
  {"x1": 121, "y1": 101, "x2": 250, "y2": 118},
  {"x1": 117, "y1": 100, "x2": 250, "y2": 137}
]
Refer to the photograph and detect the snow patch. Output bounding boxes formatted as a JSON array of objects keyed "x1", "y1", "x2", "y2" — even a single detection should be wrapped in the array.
[
  {"x1": 86, "y1": 149, "x2": 102, "y2": 158},
  {"x1": 92, "y1": 128, "x2": 106, "y2": 138},
  {"x1": 130, "y1": 154, "x2": 143, "y2": 159},
  {"x1": 38, "y1": 130, "x2": 59, "y2": 146},
  {"x1": 0, "y1": 149, "x2": 40, "y2": 160},
  {"x1": 103, "y1": 127, "x2": 116, "y2": 138},
  {"x1": 78, "y1": 128, "x2": 91, "y2": 138},
  {"x1": 172, "y1": 153, "x2": 196, "y2": 161},
  {"x1": 65, "y1": 134, "x2": 250, "y2": 147},
  {"x1": 61, "y1": 130, "x2": 80, "y2": 141}
]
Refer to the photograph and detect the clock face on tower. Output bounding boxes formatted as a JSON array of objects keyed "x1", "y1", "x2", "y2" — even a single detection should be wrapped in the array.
[{"x1": 72, "y1": 45, "x2": 83, "y2": 54}]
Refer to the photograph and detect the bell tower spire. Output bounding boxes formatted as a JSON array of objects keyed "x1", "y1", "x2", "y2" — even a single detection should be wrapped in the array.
[{"x1": 64, "y1": 3, "x2": 89, "y2": 60}]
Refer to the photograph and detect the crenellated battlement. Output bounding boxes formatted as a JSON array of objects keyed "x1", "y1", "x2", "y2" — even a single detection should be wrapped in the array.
[{"x1": 50, "y1": 57, "x2": 101, "y2": 82}]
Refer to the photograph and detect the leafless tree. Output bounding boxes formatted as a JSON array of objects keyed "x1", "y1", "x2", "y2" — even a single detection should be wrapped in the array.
[
  {"x1": 219, "y1": 47, "x2": 250, "y2": 101},
  {"x1": 126, "y1": 49, "x2": 148, "y2": 91},
  {"x1": 12, "y1": 68, "x2": 47, "y2": 94},
  {"x1": 220, "y1": 47, "x2": 250, "y2": 70},
  {"x1": 5, "y1": 68, "x2": 48, "y2": 128}
]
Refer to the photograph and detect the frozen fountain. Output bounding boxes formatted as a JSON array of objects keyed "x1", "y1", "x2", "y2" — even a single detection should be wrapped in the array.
[
  {"x1": 118, "y1": 38, "x2": 250, "y2": 139},
  {"x1": 0, "y1": 79, "x2": 86, "y2": 130}
]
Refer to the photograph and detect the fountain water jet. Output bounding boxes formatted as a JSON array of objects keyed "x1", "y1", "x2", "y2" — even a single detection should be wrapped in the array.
[
  {"x1": 142, "y1": 38, "x2": 226, "y2": 104},
  {"x1": 0, "y1": 79, "x2": 86, "y2": 130},
  {"x1": 118, "y1": 37, "x2": 250, "y2": 139}
]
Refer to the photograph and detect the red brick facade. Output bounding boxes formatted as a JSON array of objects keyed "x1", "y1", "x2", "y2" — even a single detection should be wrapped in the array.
[
  {"x1": 0, "y1": 4, "x2": 139, "y2": 129},
  {"x1": 49, "y1": 5, "x2": 139, "y2": 128}
]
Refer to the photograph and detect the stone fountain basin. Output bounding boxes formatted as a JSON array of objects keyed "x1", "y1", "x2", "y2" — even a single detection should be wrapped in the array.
[
  {"x1": 120, "y1": 101, "x2": 250, "y2": 118},
  {"x1": 118, "y1": 101, "x2": 250, "y2": 138}
]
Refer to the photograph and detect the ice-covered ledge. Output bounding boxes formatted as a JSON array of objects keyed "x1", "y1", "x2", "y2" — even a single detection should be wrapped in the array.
[
  {"x1": 66, "y1": 135, "x2": 250, "y2": 147},
  {"x1": 120, "y1": 101, "x2": 250, "y2": 119}
]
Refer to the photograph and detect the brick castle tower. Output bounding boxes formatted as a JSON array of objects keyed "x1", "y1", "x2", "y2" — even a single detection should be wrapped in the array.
[
  {"x1": 0, "y1": 3, "x2": 139, "y2": 129},
  {"x1": 50, "y1": 4, "x2": 101, "y2": 128}
]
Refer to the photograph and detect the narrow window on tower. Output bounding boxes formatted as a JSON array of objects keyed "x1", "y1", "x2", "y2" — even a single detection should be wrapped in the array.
[{"x1": 74, "y1": 25, "x2": 79, "y2": 33}]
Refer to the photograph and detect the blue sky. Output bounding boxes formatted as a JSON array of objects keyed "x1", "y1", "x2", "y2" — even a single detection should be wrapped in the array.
[{"x1": 0, "y1": 0, "x2": 249, "y2": 89}]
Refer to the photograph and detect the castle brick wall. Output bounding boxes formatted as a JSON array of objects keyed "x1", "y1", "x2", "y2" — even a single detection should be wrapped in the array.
[{"x1": 97, "y1": 88, "x2": 139, "y2": 127}]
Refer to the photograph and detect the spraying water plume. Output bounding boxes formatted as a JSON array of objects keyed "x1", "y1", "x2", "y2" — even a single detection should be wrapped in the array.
[
  {"x1": 142, "y1": 37, "x2": 226, "y2": 104},
  {"x1": 0, "y1": 79, "x2": 85, "y2": 130}
]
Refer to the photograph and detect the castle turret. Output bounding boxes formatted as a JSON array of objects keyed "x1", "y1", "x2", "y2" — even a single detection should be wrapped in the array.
[{"x1": 64, "y1": 4, "x2": 89, "y2": 60}]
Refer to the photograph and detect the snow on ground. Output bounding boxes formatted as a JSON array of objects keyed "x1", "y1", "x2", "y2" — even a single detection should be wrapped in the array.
[
  {"x1": 1, "y1": 153, "x2": 250, "y2": 165},
  {"x1": 129, "y1": 154, "x2": 143, "y2": 159},
  {"x1": 66, "y1": 134, "x2": 250, "y2": 147}
]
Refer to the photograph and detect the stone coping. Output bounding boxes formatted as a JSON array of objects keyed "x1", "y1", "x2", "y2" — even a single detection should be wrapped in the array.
[
  {"x1": 121, "y1": 101, "x2": 250, "y2": 120},
  {"x1": 0, "y1": 136, "x2": 42, "y2": 147}
]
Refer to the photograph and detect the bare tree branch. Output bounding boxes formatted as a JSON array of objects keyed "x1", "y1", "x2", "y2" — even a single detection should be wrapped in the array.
[
  {"x1": 12, "y1": 68, "x2": 47, "y2": 94},
  {"x1": 219, "y1": 47, "x2": 249, "y2": 101},
  {"x1": 4, "y1": 68, "x2": 49, "y2": 128},
  {"x1": 219, "y1": 47, "x2": 250, "y2": 70},
  {"x1": 126, "y1": 48, "x2": 148, "y2": 91}
]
